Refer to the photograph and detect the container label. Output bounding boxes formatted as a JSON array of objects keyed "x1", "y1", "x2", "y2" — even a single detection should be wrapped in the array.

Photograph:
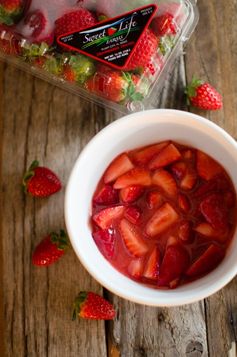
[{"x1": 57, "y1": 4, "x2": 157, "y2": 70}]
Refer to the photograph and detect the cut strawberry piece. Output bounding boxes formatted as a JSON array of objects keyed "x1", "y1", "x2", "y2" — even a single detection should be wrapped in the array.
[
  {"x1": 178, "y1": 221, "x2": 192, "y2": 242},
  {"x1": 186, "y1": 244, "x2": 224, "y2": 277},
  {"x1": 180, "y1": 168, "x2": 197, "y2": 190},
  {"x1": 200, "y1": 193, "x2": 228, "y2": 230},
  {"x1": 131, "y1": 142, "x2": 169, "y2": 166},
  {"x1": 145, "y1": 203, "x2": 179, "y2": 237},
  {"x1": 158, "y1": 244, "x2": 189, "y2": 287},
  {"x1": 103, "y1": 153, "x2": 134, "y2": 184},
  {"x1": 120, "y1": 185, "x2": 144, "y2": 203},
  {"x1": 128, "y1": 258, "x2": 144, "y2": 278},
  {"x1": 197, "y1": 150, "x2": 222, "y2": 181},
  {"x1": 152, "y1": 169, "x2": 178, "y2": 197},
  {"x1": 178, "y1": 194, "x2": 190, "y2": 213},
  {"x1": 119, "y1": 219, "x2": 148, "y2": 257},
  {"x1": 146, "y1": 190, "x2": 163, "y2": 209},
  {"x1": 143, "y1": 247, "x2": 160, "y2": 280},
  {"x1": 171, "y1": 161, "x2": 186, "y2": 180},
  {"x1": 183, "y1": 150, "x2": 193, "y2": 160},
  {"x1": 114, "y1": 168, "x2": 151, "y2": 189},
  {"x1": 194, "y1": 222, "x2": 228, "y2": 242},
  {"x1": 124, "y1": 206, "x2": 141, "y2": 225},
  {"x1": 92, "y1": 205, "x2": 125, "y2": 229},
  {"x1": 93, "y1": 185, "x2": 118, "y2": 205},
  {"x1": 149, "y1": 143, "x2": 181, "y2": 170},
  {"x1": 92, "y1": 229, "x2": 115, "y2": 259},
  {"x1": 224, "y1": 191, "x2": 236, "y2": 208}
]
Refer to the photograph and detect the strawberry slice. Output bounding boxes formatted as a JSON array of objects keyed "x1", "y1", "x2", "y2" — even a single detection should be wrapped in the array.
[
  {"x1": 197, "y1": 150, "x2": 222, "y2": 181},
  {"x1": 93, "y1": 185, "x2": 119, "y2": 205},
  {"x1": 186, "y1": 244, "x2": 224, "y2": 277},
  {"x1": 224, "y1": 191, "x2": 236, "y2": 208},
  {"x1": 178, "y1": 194, "x2": 190, "y2": 213},
  {"x1": 114, "y1": 168, "x2": 151, "y2": 189},
  {"x1": 152, "y1": 169, "x2": 178, "y2": 197},
  {"x1": 182, "y1": 150, "x2": 193, "y2": 160},
  {"x1": 131, "y1": 142, "x2": 169, "y2": 166},
  {"x1": 178, "y1": 221, "x2": 192, "y2": 242},
  {"x1": 171, "y1": 161, "x2": 186, "y2": 180},
  {"x1": 120, "y1": 185, "x2": 144, "y2": 203},
  {"x1": 145, "y1": 203, "x2": 179, "y2": 237},
  {"x1": 158, "y1": 243, "x2": 189, "y2": 287},
  {"x1": 149, "y1": 143, "x2": 181, "y2": 170},
  {"x1": 92, "y1": 205, "x2": 125, "y2": 229},
  {"x1": 92, "y1": 229, "x2": 115, "y2": 259},
  {"x1": 180, "y1": 168, "x2": 197, "y2": 190},
  {"x1": 194, "y1": 222, "x2": 228, "y2": 242},
  {"x1": 119, "y1": 219, "x2": 148, "y2": 257},
  {"x1": 200, "y1": 193, "x2": 228, "y2": 230},
  {"x1": 124, "y1": 206, "x2": 141, "y2": 225},
  {"x1": 103, "y1": 153, "x2": 134, "y2": 184},
  {"x1": 143, "y1": 247, "x2": 160, "y2": 280},
  {"x1": 146, "y1": 190, "x2": 163, "y2": 209},
  {"x1": 128, "y1": 258, "x2": 144, "y2": 278}
]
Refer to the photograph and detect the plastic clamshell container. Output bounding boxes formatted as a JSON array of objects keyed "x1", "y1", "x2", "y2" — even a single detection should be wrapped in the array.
[{"x1": 0, "y1": 0, "x2": 199, "y2": 113}]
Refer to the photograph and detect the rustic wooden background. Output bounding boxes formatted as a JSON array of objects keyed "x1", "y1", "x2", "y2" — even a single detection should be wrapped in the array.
[{"x1": 0, "y1": 0, "x2": 237, "y2": 356}]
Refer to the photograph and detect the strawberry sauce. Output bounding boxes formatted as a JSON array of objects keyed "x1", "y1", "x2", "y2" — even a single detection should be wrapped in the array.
[{"x1": 91, "y1": 141, "x2": 237, "y2": 289}]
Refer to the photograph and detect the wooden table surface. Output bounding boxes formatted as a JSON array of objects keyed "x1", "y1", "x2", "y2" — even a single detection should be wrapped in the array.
[{"x1": 1, "y1": 0, "x2": 237, "y2": 356}]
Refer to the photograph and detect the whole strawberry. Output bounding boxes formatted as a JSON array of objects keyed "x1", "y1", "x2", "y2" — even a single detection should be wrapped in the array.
[
  {"x1": 55, "y1": 8, "x2": 97, "y2": 38},
  {"x1": 0, "y1": 0, "x2": 24, "y2": 25},
  {"x1": 32, "y1": 230, "x2": 69, "y2": 267},
  {"x1": 72, "y1": 291, "x2": 116, "y2": 320},
  {"x1": 185, "y1": 77, "x2": 223, "y2": 110},
  {"x1": 63, "y1": 54, "x2": 95, "y2": 83},
  {"x1": 23, "y1": 160, "x2": 62, "y2": 197},
  {"x1": 151, "y1": 13, "x2": 177, "y2": 36}
]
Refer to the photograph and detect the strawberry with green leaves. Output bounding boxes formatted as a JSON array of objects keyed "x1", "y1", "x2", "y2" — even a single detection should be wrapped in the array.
[
  {"x1": 63, "y1": 55, "x2": 95, "y2": 84},
  {"x1": 72, "y1": 291, "x2": 116, "y2": 320},
  {"x1": 151, "y1": 13, "x2": 177, "y2": 36},
  {"x1": 0, "y1": 0, "x2": 25, "y2": 25},
  {"x1": 32, "y1": 230, "x2": 69, "y2": 267},
  {"x1": 23, "y1": 160, "x2": 62, "y2": 198},
  {"x1": 185, "y1": 77, "x2": 223, "y2": 110}
]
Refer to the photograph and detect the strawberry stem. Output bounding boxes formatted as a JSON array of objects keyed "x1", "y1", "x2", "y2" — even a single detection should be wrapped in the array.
[
  {"x1": 22, "y1": 160, "x2": 39, "y2": 193},
  {"x1": 50, "y1": 230, "x2": 69, "y2": 250},
  {"x1": 72, "y1": 291, "x2": 87, "y2": 320}
]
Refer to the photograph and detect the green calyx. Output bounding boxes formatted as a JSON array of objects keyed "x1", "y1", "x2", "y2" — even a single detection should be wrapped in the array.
[
  {"x1": 67, "y1": 55, "x2": 96, "y2": 84},
  {"x1": 185, "y1": 76, "x2": 203, "y2": 103},
  {"x1": 50, "y1": 230, "x2": 69, "y2": 251},
  {"x1": 72, "y1": 291, "x2": 87, "y2": 321},
  {"x1": 122, "y1": 72, "x2": 144, "y2": 102},
  {"x1": 23, "y1": 42, "x2": 51, "y2": 59},
  {"x1": 22, "y1": 160, "x2": 39, "y2": 193},
  {"x1": 0, "y1": 6, "x2": 23, "y2": 26},
  {"x1": 159, "y1": 35, "x2": 176, "y2": 56}
]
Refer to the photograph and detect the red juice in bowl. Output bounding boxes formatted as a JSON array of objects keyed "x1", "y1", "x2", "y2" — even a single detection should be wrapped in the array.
[{"x1": 91, "y1": 141, "x2": 237, "y2": 289}]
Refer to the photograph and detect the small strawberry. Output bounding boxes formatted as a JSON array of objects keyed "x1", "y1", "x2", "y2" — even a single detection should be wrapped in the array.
[
  {"x1": 72, "y1": 291, "x2": 116, "y2": 320},
  {"x1": 23, "y1": 160, "x2": 62, "y2": 198},
  {"x1": 0, "y1": 0, "x2": 24, "y2": 25},
  {"x1": 32, "y1": 230, "x2": 69, "y2": 266},
  {"x1": 185, "y1": 77, "x2": 223, "y2": 110},
  {"x1": 63, "y1": 54, "x2": 95, "y2": 84},
  {"x1": 151, "y1": 13, "x2": 177, "y2": 36}
]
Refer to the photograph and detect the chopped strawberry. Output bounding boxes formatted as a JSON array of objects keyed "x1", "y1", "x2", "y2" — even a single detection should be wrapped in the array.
[
  {"x1": 128, "y1": 258, "x2": 144, "y2": 278},
  {"x1": 180, "y1": 168, "x2": 197, "y2": 190},
  {"x1": 145, "y1": 202, "x2": 179, "y2": 237},
  {"x1": 200, "y1": 193, "x2": 228, "y2": 230},
  {"x1": 178, "y1": 194, "x2": 190, "y2": 213},
  {"x1": 124, "y1": 206, "x2": 141, "y2": 225},
  {"x1": 158, "y1": 243, "x2": 189, "y2": 287},
  {"x1": 143, "y1": 247, "x2": 160, "y2": 280},
  {"x1": 196, "y1": 150, "x2": 222, "y2": 181},
  {"x1": 146, "y1": 190, "x2": 163, "y2": 209},
  {"x1": 186, "y1": 244, "x2": 224, "y2": 277},
  {"x1": 120, "y1": 185, "x2": 144, "y2": 203},
  {"x1": 194, "y1": 222, "x2": 228, "y2": 242},
  {"x1": 152, "y1": 169, "x2": 178, "y2": 197},
  {"x1": 171, "y1": 161, "x2": 186, "y2": 180},
  {"x1": 224, "y1": 191, "x2": 236, "y2": 208},
  {"x1": 103, "y1": 153, "x2": 134, "y2": 184},
  {"x1": 149, "y1": 143, "x2": 181, "y2": 170},
  {"x1": 131, "y1": 142, "x2": 169, "y2": 166},
  {"x1": 92, "y1": 229, "x2": 115, "y2": 259},
  {"x1": 93, "y1": 185, "x2": 118, "y2": 205},
  {"x1": 182, "y1": 150, "x2": 193, "y2": 160},
  {"x1": 178, "y1": 221, "x2": 192, "y2": 242},
  {"x1": 114, "y1": 168, "x2": 151, "y2": 189},
  {"x1": 119, "y1": 219, "x2": 148, "y2": 257},
  {"x1": 92, "y1": 205, "x2": 125, "y2": 229},
  {"x1": 151, "y1": 13, "x2": 177, "y2": 36}
]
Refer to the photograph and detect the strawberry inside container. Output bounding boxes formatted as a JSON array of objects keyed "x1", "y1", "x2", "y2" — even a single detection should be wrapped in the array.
[{"x1": 0, "y1": 0, "x2": 199, "y2": 112}]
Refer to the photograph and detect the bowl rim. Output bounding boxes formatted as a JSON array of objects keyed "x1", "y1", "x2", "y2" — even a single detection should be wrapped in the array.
[{"x1": 65, "y1": 109, "x2": 237, "y2": 306}]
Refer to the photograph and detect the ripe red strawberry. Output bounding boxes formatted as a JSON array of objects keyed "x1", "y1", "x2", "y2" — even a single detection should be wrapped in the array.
[
  {"x1": 131, "y1": 141, "x2": 169, "y2": 166},
  {"x1": 145, "y1": 202, "x2": 179, "y2": 237},
  {"x1": 199, "y1": 193, "x2": 228, "y2": 230},
  {"x1": 119, "y1": 219, "x2": 148, "y2": 257},
  {"x1": 92, "y1": 205, "x2": 125, "y2": 229},
  {"x1": 92, "y1": 229, "x2": 115, "y2": 259},
  {"x1": 149, "y1": 143, "x2": 181, "y2": 170},
  {"x1": 124, "y1": 206, "x2": 141, "y2": 225},
  {"x1": 113, "y1": 168, "x2": 151, "y2": 189},
  {"x1": 146, "y1": 190, "x2": 163, "y2": 209},
  {"x1": 120, "y1": 185, "x2": 144, "y2": 203},
  {"x1": 72, "y1": 291, "x2": 115, "y2": 320},
  {"x1": 93, "y1": 185, "x2": 119, "y2": 205},
  {"x1": 196, "y1": 150, "x2": 222, "y2": 181},
  {"x1": 0, "y1": 28, "x2": 20, "y2": 54},
  {"x1": 151, "y1": 13, "x2": 177, "y2": 36},
  {"x1": 185, "y1": 77, "x2": 223, "y2": 110},
  {"x1": 152, "y1": 169, "x2": 178, "y2": 197},
  {"x1": 194, "y1": 222, "x2": 227, "y2": 242},
  {"x1": 103, "y1": 153, "x2": 134, "y2": 184},
  {"x1": 125, "y1": 29, "x2": 158, "y2": 71},
  {"x1": 178, "y1": 194, "x2": 190, "y2": 213},
  {"x1": 128, "y1": 258, "x2": 144, "y2": 278},
  {"x1": 63, "y1": 55, "x2": 95, "y2": 84},
  {"x1": 143, "y1": 247, "x2": 160, "y2": 280},
  {"x1": 0, "y1": 0, "x2": 24, "y2": 25},
  {"x1": 23, "y1": 160, "x2": 62, "y2": 198},
  {"x1": 32, "y1": 230, "x2": 69, "y2": 266},
  {"x1": 55, "y1": 8, "x2": 97, "y2": 37}
]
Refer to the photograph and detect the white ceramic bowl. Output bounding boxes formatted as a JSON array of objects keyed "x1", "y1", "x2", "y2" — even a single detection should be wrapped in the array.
[{"x1": 65, "y1": 109, "x2": 237, "y2": 306}]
